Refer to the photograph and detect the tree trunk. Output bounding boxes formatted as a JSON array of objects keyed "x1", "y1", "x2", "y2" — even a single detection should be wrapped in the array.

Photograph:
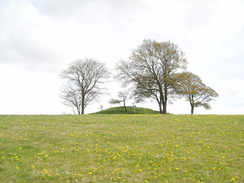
[
  {"x1": 191, "y1": 104, "x2": 194, "y2": 115},
  {"x1": 159, "y1": 104, "x2": 163, "y2": 114},
  {"x1": 81, "y1": 107, "x2": 84, "y2": 114},
  {"x1": 161, "y1": 91, "x2": 167, "y2": 114},
  {"x1": 156, "y1": 97, "x2": 163, "y2": 114},
  {"x1": 162, "y1": 101, "x2": 167, "y2": 114},
  {"x1": 163, "y1": 84, "x2": 168, "y2": 114},
  {"x1": 159, "y1": 87, "x2": 167, "y2": 114},
  {"x1": 76, "y1": 106, "x2": 81, "y2": 114},
  {"x1": 123, "y1": 100, "x2": 127, "y2": 112},
  {"x1": 81, "y1": 94, "x2": 85, "y2": 115}
]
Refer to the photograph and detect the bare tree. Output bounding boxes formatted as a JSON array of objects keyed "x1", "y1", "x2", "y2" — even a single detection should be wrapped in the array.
[
  {"x1": 60, "y1": 58, "x2": 110, "y2": 114},
  {"x1": 109, "y1": 90, "x2": 130, "y2": 112},
  {"x1": 60, "y1": 84, "x2": 82, "y2": 114},
  {"x1": 175, "y1": 72, "x2": 219, "y2": 114},
  {"x1": 116, "y1": 39, "x2": 187, "y2": 114}
]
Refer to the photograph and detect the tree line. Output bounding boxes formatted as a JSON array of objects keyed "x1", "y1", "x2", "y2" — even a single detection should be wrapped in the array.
[{"x1": 60, "y1": 39, "x2": 218, "y2": 114}]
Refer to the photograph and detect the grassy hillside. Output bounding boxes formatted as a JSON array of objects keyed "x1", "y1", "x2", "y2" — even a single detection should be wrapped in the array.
[
  {"x1": 94, "y1": 106, "x2": 159, "y2": 114},
  {"x1": 0, "y1": 115, "x2": 243, "y2": 182}
]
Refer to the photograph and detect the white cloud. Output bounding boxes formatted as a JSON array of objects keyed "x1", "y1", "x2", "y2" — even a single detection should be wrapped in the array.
[
  {"x1": 189, "y1": 0, "x2": 244, "y2": 50},
  {"x1": 0, "y1": 0, "x2": 243, "y2": 114},
  {"x1": 0, "y1": 0, "x2": 62, "y2": 70}
]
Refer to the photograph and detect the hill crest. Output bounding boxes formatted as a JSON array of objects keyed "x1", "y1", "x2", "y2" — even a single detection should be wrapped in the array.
[{"x1": 94, "y1": 106, "x2": 159, "y2": 114}]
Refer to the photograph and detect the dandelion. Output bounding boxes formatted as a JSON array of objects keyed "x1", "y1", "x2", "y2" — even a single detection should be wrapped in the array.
[
  {"x1": 114, "y1": 168, "x2": 120, "y2": 172},
  {"x1": 42, "y1": 169, "x2": 51, "y2": 174},
  {"x1": 230, "y1": 176, "x2": 240, "y2": 182}
]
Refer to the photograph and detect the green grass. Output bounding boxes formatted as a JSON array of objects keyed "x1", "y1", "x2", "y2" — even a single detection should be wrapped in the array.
[
  {"x1": 0, "y1": 115, "x2": 243, "y2": 182},
  {"x1": 94, "y1": 106, "x2": 159, "y2": 114}
]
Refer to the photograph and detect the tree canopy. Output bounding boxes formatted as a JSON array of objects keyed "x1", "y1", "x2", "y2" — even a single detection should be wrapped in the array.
[
  {"x1": 60, "y1": 58, "x2": 110, "y2": 114},
  {"x1": 116, "y1": 39, "x2": 188, "y2": 114},
  {"x1": 175, "y1": 72, "x2": 219, "y2": 114}
]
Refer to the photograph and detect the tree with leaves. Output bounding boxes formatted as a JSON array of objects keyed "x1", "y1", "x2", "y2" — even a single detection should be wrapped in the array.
[
  {"x1": 60, "y1": 58, "x2": 110, "y2": 114},
  {"x1": 116, "y1": 39, "x2": 187, "y2": 114},
  {"x1": 175, "y1": 72, "x2": 219, "y2": 114}
]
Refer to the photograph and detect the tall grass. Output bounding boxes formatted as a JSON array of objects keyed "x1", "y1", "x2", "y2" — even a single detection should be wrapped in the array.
[{"x1": 0, "y1": 115, "x2": 243, "y2": 182}]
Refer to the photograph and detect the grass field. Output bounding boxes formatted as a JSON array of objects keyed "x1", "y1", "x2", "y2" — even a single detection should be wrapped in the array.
[{"x1": 0, "y1": 115, "x2": 243, "y2": 182}]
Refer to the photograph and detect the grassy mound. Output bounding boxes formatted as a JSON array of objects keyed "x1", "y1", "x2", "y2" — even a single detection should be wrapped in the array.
[{"x1": 94, "y1": 106, "x2": 159, "y2": 114}]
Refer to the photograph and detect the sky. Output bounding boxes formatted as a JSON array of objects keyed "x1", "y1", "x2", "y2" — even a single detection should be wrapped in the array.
[{"x1": 0, "y1": 0, "x2": 243, "y2": 115}]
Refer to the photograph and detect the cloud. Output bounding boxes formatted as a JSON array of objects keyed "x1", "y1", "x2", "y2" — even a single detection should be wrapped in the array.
[
  {"x1": 0, "y1": 0, "x2": 62, "y2": 70},
  {"x1": 33, "y1": 0, "x2": 143, "y2": 18},
  {"x1": 0, "y1": 0, "x2": 243, "y2": 114},
  {"x1": 190, "y1": 0, "x2": 244, "y2": 50},
  {"x1": 0, "y1": 0, "x2": 148, "y2": 71}
]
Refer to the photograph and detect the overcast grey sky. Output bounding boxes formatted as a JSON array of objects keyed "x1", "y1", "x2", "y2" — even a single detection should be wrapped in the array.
[{"x1": 0, "y1": 0, "x2": 243, "y2": 114}]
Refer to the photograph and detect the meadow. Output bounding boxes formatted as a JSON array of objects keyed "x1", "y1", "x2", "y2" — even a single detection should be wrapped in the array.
[{"x1": 0, "y1": 114, "x2": 243, "y2": 182}]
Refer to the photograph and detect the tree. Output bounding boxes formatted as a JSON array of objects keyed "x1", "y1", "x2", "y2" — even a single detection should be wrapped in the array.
[
  {"x1": 109, "y1": 90, "x2": 130, "y2": 112},
  {"x1": 116, "y1": 39, "x2": 187, "y2": 114},
  {"x1": 60, "y1": 58, "x2": 110, "y2": 114},
  {"x1": 60, "y1": 84, "x2": 82, "y2": 114},
  {"x1": 175, "y1": 72, "x2": 219, "y2": 114}
]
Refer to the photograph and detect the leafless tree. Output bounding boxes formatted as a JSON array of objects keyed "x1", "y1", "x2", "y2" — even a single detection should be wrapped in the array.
[
  {"x1": 60, "y1": 58, "x2": 110, "y2": 114},
  {"x1": 116, "y1": 39, "x2": 187, "y2": 114},
  {"x1": 109, "y1": 90, "x2": 130, "y2": 112}
]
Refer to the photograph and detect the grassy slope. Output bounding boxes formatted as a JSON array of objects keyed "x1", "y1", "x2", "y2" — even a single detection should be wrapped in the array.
[
  {"x1": 0, "y1": 115, "x2": 243, "y2": 182},
  {"x1": 94, "y1": 106, "x2": 159, "y2": 114}
]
